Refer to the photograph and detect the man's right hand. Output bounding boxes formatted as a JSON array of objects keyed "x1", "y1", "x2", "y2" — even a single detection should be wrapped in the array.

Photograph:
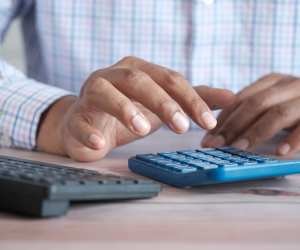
[{"x1": 37, "y1": 56, "x2": 235, "y2": 162}]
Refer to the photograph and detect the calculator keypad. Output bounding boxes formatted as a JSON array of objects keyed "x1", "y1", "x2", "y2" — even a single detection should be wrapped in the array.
[{"x1": 136, "y1": 147, "x2": 280, "y2": 174}]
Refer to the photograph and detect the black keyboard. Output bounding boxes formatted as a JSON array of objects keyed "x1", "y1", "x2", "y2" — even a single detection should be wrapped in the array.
[{"x1": 0, "y1": 155, "x2": 161, "y2": 217}]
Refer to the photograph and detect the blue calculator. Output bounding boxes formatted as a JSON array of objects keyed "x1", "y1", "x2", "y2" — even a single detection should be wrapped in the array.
[{"x1": 128, "y1": 147, "x2": 300, "y2": 188}]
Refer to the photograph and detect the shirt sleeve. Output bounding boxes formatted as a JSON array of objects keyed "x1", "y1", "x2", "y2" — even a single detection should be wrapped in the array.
[
  {"x1": 0, "y1": 61, "x2": 73, "y2": 149},
  {"x1": 0, "y1": 1, "x2": 74, "y2": 150}
]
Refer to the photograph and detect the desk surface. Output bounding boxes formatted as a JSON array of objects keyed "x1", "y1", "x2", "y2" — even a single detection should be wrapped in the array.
[{"x1": 1, "y1": 130, "x2": 300, "y2": 250}]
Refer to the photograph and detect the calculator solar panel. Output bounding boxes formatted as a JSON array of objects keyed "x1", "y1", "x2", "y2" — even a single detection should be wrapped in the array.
[
  {"x1": 128, "y1": 147, "x2": 300, "y2": 187},
  {"x1": 0, "y1": 155, "x2": 161, "y2": 217}
]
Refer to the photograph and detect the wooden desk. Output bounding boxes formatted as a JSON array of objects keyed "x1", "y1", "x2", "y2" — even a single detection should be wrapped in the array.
[{"x1": 1, "y1": 130, "x2": 300, "y2": 250}]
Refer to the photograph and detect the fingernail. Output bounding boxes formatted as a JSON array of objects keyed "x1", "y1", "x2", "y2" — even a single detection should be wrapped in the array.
[
  {"x1": 171, "y1": 111, "x2": 190, "y2": 132},
  {"x1": 202, "y1": 112, "x2": 217, "y2": 129},
  {"x1": 208, "y1": 134, "x2": 225, "y2": 147},
  {"x1": 278, "y1": 143, "x2": 290, "y2": 156},
  {"x1": 131, "y1": 113, "x2": 151, "y2": 135},
  {"x1": 232, "y1": 138, "x2": 249, "y2": 150},
  {"x1": 88, "y1": 134, "x2": 104, "y2": 148},
  {"x1": 201, "y1": 133, "x2": 213, "y2": 146}
]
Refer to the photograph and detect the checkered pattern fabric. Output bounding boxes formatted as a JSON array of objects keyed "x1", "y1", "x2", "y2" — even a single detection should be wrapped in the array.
[{"x1": 0, "y1": 0, "x2": 299, "y2": 149}]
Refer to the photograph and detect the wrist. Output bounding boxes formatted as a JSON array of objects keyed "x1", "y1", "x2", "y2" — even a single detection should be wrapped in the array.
[{"x1": 37, "y1": 95, "x2": 77, "y2": 155}]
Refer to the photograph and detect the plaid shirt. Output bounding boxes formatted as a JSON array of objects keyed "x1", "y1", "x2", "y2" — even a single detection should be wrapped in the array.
[{"x1": 0, "y1": 0, "x2": 299, "y2": 149}]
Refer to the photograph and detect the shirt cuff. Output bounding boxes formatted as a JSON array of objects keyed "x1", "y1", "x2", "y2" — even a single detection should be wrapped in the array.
[{"x1": 0, "y1": 78, "x2": 74, "y2": 150}]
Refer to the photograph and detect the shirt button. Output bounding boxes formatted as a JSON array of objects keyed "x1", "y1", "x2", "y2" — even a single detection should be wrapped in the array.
[{"x1": 202, "y1": 0, "x2": 214, "y2": 5}]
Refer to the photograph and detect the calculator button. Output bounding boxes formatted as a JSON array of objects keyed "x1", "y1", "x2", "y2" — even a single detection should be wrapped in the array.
[
  {"x1": 136, "y1": 154, "x2": 157, "y2": 161},
  {"x1": 219, "y1": 162, "x2": 239, "y2": 167},
  {"x1": 160, "y1": 154, "x2": 188, "y2": 163},
  {"x1": 189, "y1": 161, "x2": 219, "y2": 170},
  {"x1": 263, "y1": 159, "x2": 279, "y2": 163},
  {"x1": 242, "y1": 161, "x2": 258, "y2": 166},
  {"x1": 176, "y1": 150, "x2": 197, "y2": 154},
  {"x1": 199, "y1": 150, "x2": 232, "y2": 158},
  {"x1": 219, "y1": 147, "x2": 240, "y2": 153},
  {"x1": 162, "y1": 163, "x2": 197, "y2": 173},
  {"x1": 172, "y1": 164, "x2": 197, "y2": 173}
]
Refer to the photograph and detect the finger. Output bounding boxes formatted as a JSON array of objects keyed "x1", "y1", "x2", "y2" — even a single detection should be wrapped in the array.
[
  {"x1": 113, "y1": 103, "x2": 163, "y2": 146},
  {"x1": 211, "y1": 73, "x2": 287, "y2": 131},
  {"x1": 97, "y1": 68, "x2": 191, "y2": 133},
  {"x1": 231, "y1": 98, "x2": 300, "y2": 150},
  {"x1": 64, "y1": 129, "x2": 108, "y2": 162},
  {"x1": 116, "y1": 56, "x2": 217, "y2": 130},
  {"x1": 199, "y1": 87, "x2": 236, "y2": 147},
  {"x1": 193, "y1": 86, "x2": 236, "y2": 110},
  {"x1": 202, "y1": 73, "x2": 291, "y2": 146},
  {"x1": 83, "y1": 77, "x2": 151, "y2": 136},
  {"x1": 277, "y1": 125, "x2": 300, "y2": 156},
  {"x1": 237, "y1": 73, "x2": 289, "y2": 99},
  {"x1": 198, "y1": 86, "x2": 236, "y2": 147},
  {"x1": 201, "y1": 100, "x2": 241, "y2": 147},
  {"x1": 210, "y1": 76, "x2": 299, "y2": 146},
  {"x1": 67, "y1": 114, "x2": 106, "y2": 151},
  {"x1": 139, "y1": 65, "x2": 217, "y2": 130}
]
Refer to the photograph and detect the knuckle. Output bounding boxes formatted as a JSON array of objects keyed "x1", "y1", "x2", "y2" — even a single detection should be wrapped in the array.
[
  {"x1": 190, "y1": 97, "x2": 200, "y2": 107},
  {"x1": 122, "y1": 55, "x2": 135, "y2": 62},
  {"x1": 255, "y1": 72, "x2": 284, "y2": 84},
  {"x1": 265, "y1": 72, "x2": 284, "y2": 80},
  {"x1": 116, "y1": 99, "x2": 133, "y2": 118},
  {"x1": 270, "y1": 105, "x2": 290, "y2": 118},
  {"x1": 85, "y1": 77, "x2": 108, "y2": 95},
  {"x1": 245, "y1": 96, "x2": 266, "y2": 110},
  {"x1": 120, "y1": 56, "x2": 137, "y2": 64},
  {"x1": 117, "y1": 98, "x2": 130, "y2": 109},
  {"x1": 123, "y1": 68, "x2": 147, "y2": 83},
  {"x1": 221, "y1": 125, "x2": 237, "y2": 141},
  {"x1": 157, "y1": 100, "x2": 178, "y2": 118},
  {"x1": 252, "y1": 125, "x2": 268, "y2": 138},
  {"x1": 190, "y1": 97, "x2": 204, "y2": 113},
  {"x1": 244, "y1": 97, "x2": 259, "y2": 108},
  {"x1": 81, "y1": 72, "x2": 99, "y2": 96},
  {"x1": 164, "y1": 71, "x2": 185, "y2": 87},
  {"x1": 251, "y1": 122, "x2": 276, "y2": 141}
]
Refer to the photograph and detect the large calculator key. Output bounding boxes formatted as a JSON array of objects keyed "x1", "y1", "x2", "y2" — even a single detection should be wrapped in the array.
[
  {"x1": 136, "y1": 154, "x2": 157, "y2": 161},
  {"x1": 189, "y1": 161, "x2": 219, "y2": 170},
  {"x1": 163, "y1": 163, "x2": 197, "y2": 173},
  {"x1": 203, "y1": 151, "x2": 232, "y2": 158},
  {"x1": 158, "y1": 153, "x2": 187, "y2": 162},
  {"x1": 174, "y1": 164, "x2": 198, "y2": 173}
]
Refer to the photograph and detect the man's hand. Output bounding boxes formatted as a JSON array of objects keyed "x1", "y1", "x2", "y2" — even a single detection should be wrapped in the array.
[
  {"x1": 37, "y1": 56, "x2": 235, "y2": 161},
  {"x1": 202, "y1": 73, "x2": 300, "y2": 156}
]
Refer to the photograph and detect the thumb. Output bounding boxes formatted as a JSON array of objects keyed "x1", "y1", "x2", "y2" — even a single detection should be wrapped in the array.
[{"x1": 194, "y1": 85, "x2": 236, "y2": 110}]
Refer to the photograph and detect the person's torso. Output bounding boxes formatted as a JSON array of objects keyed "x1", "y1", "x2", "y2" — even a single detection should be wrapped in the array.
[{"x1": 21, "y1": 0, "x2": 300, "y2": 93}]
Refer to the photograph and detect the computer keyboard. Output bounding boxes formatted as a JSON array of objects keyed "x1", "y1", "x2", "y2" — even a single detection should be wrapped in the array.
[
  {"x1": 0, "y1": 155, "x2": 160, "y2": 217},
  {"x1": 128, "y1": 147, "x2": 300, "y2": 187}
]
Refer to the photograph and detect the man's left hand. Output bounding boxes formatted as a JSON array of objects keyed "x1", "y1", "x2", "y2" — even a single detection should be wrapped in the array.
[{"x1": 202, "y1": 73, "x2": 300, "y2": 156}]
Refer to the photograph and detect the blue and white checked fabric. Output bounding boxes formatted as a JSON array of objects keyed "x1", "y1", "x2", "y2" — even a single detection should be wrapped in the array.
[{"x1": 0, "y1": 0, "x2": 300, "y2": 150}]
